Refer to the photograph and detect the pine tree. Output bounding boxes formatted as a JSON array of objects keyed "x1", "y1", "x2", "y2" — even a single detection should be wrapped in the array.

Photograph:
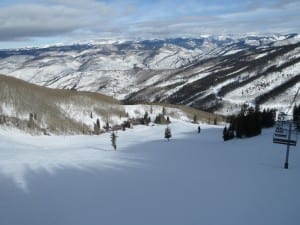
[
  {"x1": 143, "y1": 111, "x2": 149, "y2": 125},
  {"x1": 105, "y1": 121, "x2": 109, "y2": 131},
  {"x1": 293, "y1": 105, "x2": 300, "y2": 131},
  {"x1": 193, "y1": 114, "x2": 198, "y2": 123},
  {"x1": 28, "y1": 113, "x2": 35, "y2": 128},
  {"x1": 232, "y1": 104, "x2": 267, "y2": 138},
  {"x1": 97, "y1": 118, "x2": 100, "y2": 129},
  {"x1": 94, "y1": 118, "x2": 101, "y2": 135},
  {"x1": 154, "y1": 113, "x2": 167, "y2": 124},
  {"x1": 223, "y1": 126, "x2": 228, "y2": 141},
  {"x1": 34, "y1": 113, "x2": 37, "y2": 120},
  {"x1": 165, "y1": 126, "x2": 172, "y2": 141},
  {"x1": 166, "y1": 116, "x2": 171, "y2": 124},
  {"x1": 162, "y1": 107, "x2": 166, "y2": 116}
]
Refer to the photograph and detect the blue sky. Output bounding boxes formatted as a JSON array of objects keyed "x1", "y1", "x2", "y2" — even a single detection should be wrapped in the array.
[{"x1": 0, "y1": 0, "x2": 299, "y2": 49}]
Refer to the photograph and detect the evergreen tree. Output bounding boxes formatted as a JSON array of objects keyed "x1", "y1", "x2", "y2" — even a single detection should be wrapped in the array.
[
  {"x1": 233, "y1": 105, "x2": 268, "y2": 138},
  {"x1": 97, "y1": 118, "x2": 100, "y2": 129},
  {"x1": 34, "y1": 113, "x2": 37, "y2": 120},
  {"x1": 143, "y1": 111, "x2": 149, "y2": 125},
  {"x1": 223, "y1": 123, "x2": 234, "y2": 141},
  {"x1": 28, "y1": 113, "x2": 35, "y2": 128},
  {"x1": 166, "y1": 116, "x2": 171, "y2": 124},
  {"x1": 94, "y1": 118, "x2": 101, "y2": 135},
  {"x1": 154, "y1": 113, "x2": 168, "y2": 124},
  {"x1": 162, "y1": 107, "x2": 166, "y2": 116},
  {"x1": 164, "y1": 126, "x2": 172, "y2": 141},
  {"x1": 223, "y1": 126, "x2": 228, "y2": 140},
  {"x1": 261, "y1": 108, "x2": 276, "y2": 128},
  {"x1": 193, "y1": 114, "x2": 198, "y2": 123},
  {"x1": 293, "y1": 105, "x2": 300, "y2": 131},
  {"x1": 105, "y1": 121, "x2": 109, "y2": 131},
  {"x1": 235, "y1": 114, "x2": 244, "y2": 138},
  {"x1": 214, "y1": 117, "x2": 217, "y2": 125}
]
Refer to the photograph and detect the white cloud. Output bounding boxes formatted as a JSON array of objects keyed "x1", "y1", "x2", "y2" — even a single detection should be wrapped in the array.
[
  {"x1": 0, "y1": 0, "x2": 299, "y2": 45},
  {"x1": 0, "y1": 0, "x2": 117, "y2": 41}
]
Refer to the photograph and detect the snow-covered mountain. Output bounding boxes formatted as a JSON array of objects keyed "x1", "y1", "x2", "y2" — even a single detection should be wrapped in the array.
[
  {"x1": 0, "y1": 34, "x2": 299, "y2": 114},
  {"x1": 0, "y1": 75, "x2": 218, "y2": 134}
]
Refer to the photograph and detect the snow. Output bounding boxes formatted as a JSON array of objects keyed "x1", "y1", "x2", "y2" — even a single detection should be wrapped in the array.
[
  {"x1": 0, "y1": 37, "x2": 299, "y2": 115},
  {"x1": 273, "y1": 35, "x2": 300, "y2": 46},
  {"x1": 0, "y1": 118, "x2": 299, "y2": 225},
  {"x1": 264, "y1": 83, "x2": 300, "y2": 111},
  {"x1": 245, "y1": 39, "x2": 260, "y2": 46},
  {"x1": 223, "y1": 61, "x2": 300, "y2": 104},
  {"x1": 224, "y1": 49, "x2": 243, "y2": 55},
  {"x1": 255, "y1": 52, "x2": 268, "y2": 59}
]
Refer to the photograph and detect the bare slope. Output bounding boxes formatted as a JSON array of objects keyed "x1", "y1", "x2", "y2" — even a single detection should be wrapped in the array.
[
  {"x1": 0, "y1": 75, "x2": 219, "y2": 134},
  {"x1": 0, "y1": 74, "x2": 125, "y2": 134}
]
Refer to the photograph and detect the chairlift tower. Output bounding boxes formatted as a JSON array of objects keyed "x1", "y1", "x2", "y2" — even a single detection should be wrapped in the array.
[{"x1": 273, "y1": 87, "x2": 299, "y2": 169}]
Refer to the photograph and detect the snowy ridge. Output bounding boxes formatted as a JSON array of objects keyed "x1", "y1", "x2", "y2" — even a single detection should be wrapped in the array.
[
  {"x1": 0, "y1": 74, "x2": 218, "y2": 135},
  {"x1": 0, "y1": 35, "x2": 299, "y2": 114}
]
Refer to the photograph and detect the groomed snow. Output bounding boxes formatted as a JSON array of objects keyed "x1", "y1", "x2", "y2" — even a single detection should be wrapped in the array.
[{"x1": 0, "y1": 119, "x2": 299, "y2": 225}]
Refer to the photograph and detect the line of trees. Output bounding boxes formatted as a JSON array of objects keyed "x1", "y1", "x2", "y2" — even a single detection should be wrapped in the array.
[
  {"x1": 223, "y1": 104, "x2": 276, "y2": 141},
  {"x1": 293, "y1": 104, "x2": 300, "y2": 131}
]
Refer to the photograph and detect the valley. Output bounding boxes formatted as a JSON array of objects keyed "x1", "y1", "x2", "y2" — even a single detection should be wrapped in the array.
[{"x1": 1, "y1": 35, "x2": 299, "y2": 115}]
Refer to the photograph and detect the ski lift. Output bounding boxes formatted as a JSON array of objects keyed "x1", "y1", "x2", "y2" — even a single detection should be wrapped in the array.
[
  {"x1": 277, "y1": 112, "x2": 287, "y2": 121},
  {"x1": 272, "y1": 87, "x2": 300, "y2": 169},
  {"x1": 273, "y1": 120, "x2": 297, "y2": 146},
  {"x1": 273, "y1": 86, "x2": 300, "y2": 146}
]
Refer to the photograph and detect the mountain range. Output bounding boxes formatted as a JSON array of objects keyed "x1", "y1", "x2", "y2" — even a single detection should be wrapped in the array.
[{"x1": 0, "y1": 34, "x2": 299, "y2": 115}]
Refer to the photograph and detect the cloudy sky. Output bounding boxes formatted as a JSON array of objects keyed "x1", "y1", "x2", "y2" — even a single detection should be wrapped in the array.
[{"x1": 0, "y1": 0, "x2": 299, "y2": 48}]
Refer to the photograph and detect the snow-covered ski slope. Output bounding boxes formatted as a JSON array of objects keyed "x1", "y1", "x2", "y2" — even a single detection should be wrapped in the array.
[{"x1": 0, "y1": 120, "x2": 299, "y2": 225}]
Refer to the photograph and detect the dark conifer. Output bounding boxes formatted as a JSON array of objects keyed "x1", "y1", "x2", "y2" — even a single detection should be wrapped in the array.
[
  {"x1": 193, "y1": 114, "x2": 198, "y2": 123},
  {"x1": 165, "y1": 126, "x2": 172, "y2": 141},
  {"x1": 162, "y1": 107, "x2": 166, "y2": 116}
]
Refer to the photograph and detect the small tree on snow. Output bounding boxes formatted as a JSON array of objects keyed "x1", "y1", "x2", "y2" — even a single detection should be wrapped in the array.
[
  {"x1": 143, "y1": 111, "x2": 150, "y2": 125},
  {"x1": 94, "y1": 118, "x2": 101, "y2": 135},
  {"x1": 166, "y1": 116, "x2": 171, "y2": 124},
  {"x1": 105, "y1": 121, "x2": 109, "y2": 131},
  {"x1": 193, "y1": 114, "x2": 198, "y2": 123},
  {"x1": 164, "y1": 126, "x2": 172, "y2": 141},
  {"x1": 214, "y1": 117, "x2": 217, "y2": 125},
  {"x1": 28, "y1": 113, "x2": 35, "y2": 128},
  {"x1": 154, "y1": 113, "x2": 167, "y2": 124},
  {"x1": 162, "y1": 107, "x2": 166, "y2": 116}
]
